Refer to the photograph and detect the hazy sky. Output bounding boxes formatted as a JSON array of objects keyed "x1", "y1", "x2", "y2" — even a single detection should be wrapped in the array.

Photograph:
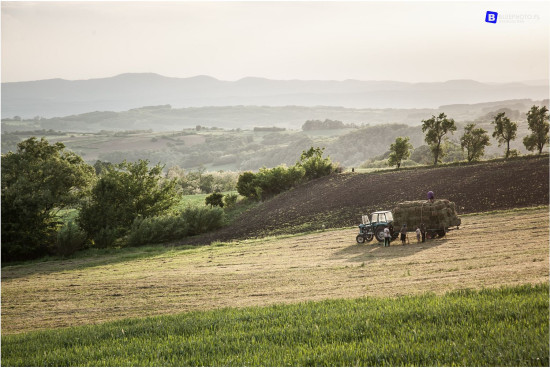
[{"x1": 1, "y1": 1, "x2": 549, "y2": 83}]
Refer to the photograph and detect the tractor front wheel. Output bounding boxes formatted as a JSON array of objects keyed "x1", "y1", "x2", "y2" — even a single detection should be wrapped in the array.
[
  {"x1": 375, "y1": 226, "x2": 385, "y2": 242},
  {"x1": 356, "y1": 235, "x2": 365, "y2": 244},
  {"x1": 365, "y1": 233, "x2": 374, "y2": 242}
]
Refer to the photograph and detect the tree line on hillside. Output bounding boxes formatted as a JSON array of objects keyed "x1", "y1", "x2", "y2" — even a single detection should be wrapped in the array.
[
  {"x1": 4, "y1": 107, "x2": 539, "y2": 172},
  {"x1": 383, "y1": 105, "x2": 549, "y2": 169},
  {"x1": 236, "y1": 147, "x2": 338, "y2": 201},
  {"x1": 1, "y1": 138, "x2": 227, "y2": 262},
  {"x1": 302, "y1": 119, "x2": 358, "y2": 131},
  {"x1": 1, "y1": 138, "x2": 337, "y2": 262}
]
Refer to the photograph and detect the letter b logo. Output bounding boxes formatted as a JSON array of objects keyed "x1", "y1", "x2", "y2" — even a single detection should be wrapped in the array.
[{"x1": 486, "y1": 11, "x2": 498, "y2": 23}]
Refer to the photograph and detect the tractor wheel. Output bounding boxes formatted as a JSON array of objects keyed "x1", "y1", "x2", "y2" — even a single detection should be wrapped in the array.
[
  {"x1": 437, "y1": 229, "x2": 446, "y2": 238},
  {"x1": 356, "y1": 235, "x2": 365, "y2": 244},
  {"x1": 365, "y1": 233, "x2": 374, "y2": 242},
  {"x1": 375, "y1": 226, "x2": 385, "y2": 242}
]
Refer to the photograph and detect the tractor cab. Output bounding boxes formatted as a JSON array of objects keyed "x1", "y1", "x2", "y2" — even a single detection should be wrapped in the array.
[{"x1": 371, "y1": 211, "x2": 393, "y2": 225}]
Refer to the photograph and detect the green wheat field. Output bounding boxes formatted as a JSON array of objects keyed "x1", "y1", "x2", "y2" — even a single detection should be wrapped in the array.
[{"x1": 2, "y1": 283, "x2": 548, "y2": 366}]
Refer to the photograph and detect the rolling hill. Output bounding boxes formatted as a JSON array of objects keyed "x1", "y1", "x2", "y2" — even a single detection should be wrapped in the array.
[
  {"x1": 184, "y1": 155, "x2": 549, "y2": 245},
  {"x1": 2, "y1": 73, "x2": 548, "y2": 118}
]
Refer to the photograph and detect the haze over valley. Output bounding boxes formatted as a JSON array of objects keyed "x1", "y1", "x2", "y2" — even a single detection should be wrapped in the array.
[{"x1": 2, "y1": 73, "x2": 548, "y2": 119}]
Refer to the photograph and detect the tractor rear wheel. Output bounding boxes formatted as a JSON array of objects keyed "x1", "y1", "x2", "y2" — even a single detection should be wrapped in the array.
[{"x1": 375, "y1": 226, "x2": 385, "y2": 242}]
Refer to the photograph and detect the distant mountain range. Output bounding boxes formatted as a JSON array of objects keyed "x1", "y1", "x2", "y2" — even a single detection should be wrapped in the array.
[{"x1": 2, "y1": 73, "x2": 548, "y2": 118}]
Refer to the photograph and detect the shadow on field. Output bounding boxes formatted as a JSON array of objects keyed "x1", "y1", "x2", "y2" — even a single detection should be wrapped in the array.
[{"x1": 331, "y1": 237, "x2": 448, "y2": 263}]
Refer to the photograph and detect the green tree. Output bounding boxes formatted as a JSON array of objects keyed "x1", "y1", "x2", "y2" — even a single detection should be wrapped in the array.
[
  {"x1": 460, "y1": 123, "x2": 491, "y2": 162},
  {"x1": 1, "y1": 137, "x2": 94, "y2": 261},
  {"x1": 236, "y1": 172, "x2": 258, "y2": 199},
  {"x1": 491, "y1": 112, "x2": 518, "y2": 158},
  {"x1": 205, "y1": 192, "x2": 224, "y2": 207},
  {"x1": 387, "y1": 137, "x2": 413, "y2": 168},
  {"x1": 78, "y1": 160, "x2": 178, "y2": 244},
  {"x1": 523, "y1": 105, "x2": 549, "y2": 154},
  {"x1": 421, "y1": 113, "x2": 457, "y2": 165},
  {"x1": 297, "y1": 147, "x2": 335, "y2": 180},
  {"x1": 93, "y1": 160, "x2": 114, "y2": 175}
]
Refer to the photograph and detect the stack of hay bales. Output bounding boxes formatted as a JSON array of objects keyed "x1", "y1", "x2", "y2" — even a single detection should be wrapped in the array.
[{"x1": 392, "y1": 199, "x2": 461, "y2": 231}]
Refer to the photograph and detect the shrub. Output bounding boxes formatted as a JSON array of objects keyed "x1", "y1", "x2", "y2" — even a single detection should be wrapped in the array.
[
  {"x1": 205, "y1": 193, "x2": 224, "y2": 207},
  {"x1": 236, "y1": 172, "x2": 258, "y2": 199},
  {"x1": 93, "y1": 227, "x2": 119, "y2": 249},
  {"x1": 183, "y1": 206, "x2": 225, "y2": 236},
  {"x1": 297, "y1": 147, "x2": 335, "y2": 180},
  {"x1": 223, "y1": 193, "x2": 238, "y2": 208},
  {"x1": 127, "y1": 215, "x2": 188, "y2": 247},
  {"x1": 54, "y1": 221, "x2": 87, "y2": 257},
  {"x1": 254, "y1": 165, "x2": 305, "y2": 199},
  {"x1": 236, "y1": 146, "x2": 334, "y2": 201}
]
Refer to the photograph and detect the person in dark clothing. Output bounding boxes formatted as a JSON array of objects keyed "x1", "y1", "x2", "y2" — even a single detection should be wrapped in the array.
[
  {"x1": 420, "y1": 223, "x2": 426, "y2": 242},
  {"x1": 400, "y1": 224, "x2": 407, "y2": 245}
]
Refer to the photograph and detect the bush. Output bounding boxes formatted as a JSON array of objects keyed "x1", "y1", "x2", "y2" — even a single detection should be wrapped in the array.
[
  {"x1": 183, "y1": 206, "x2": 225, "y2": 236},
  {"x1": 236, "y1": 172, "x2": 258, "y2": 199},
  {"x1": 205, "y1": 193, "x2": 224, "y2": 207},
  {"x1": 54, "y1": 221, "x2": 87, "y2": 256},
  {"x1": 298, "y1": 147, "x2": 335, "y2": 180},
  {"x1": 223, "y1": 193, "x2": 238, "y2": 208},
  {"x1": 254, "y1": 165, "x2": 305, "y2": 199},
  {"x1": 126, "y1": 215, "x2": 188, "y2": 247},
  {"x1": 93, "y1": 227, "x2": 119, "y2": 249},
  {"x1": 236, "y1": 146, "x2": 335, "y2": 201}
]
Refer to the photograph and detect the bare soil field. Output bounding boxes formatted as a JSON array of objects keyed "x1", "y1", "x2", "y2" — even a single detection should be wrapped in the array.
[
  {"x1": 2, "y1": 207, "x2": 548, "y2": 335},
  {"x1": 186, "y1": 156, "x2": 549, "y2": 244}
]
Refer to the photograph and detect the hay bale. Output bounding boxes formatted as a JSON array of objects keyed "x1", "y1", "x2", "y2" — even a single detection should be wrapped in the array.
[{"x1": 392, "y1": 199, "x2": 461, "y2": 231}]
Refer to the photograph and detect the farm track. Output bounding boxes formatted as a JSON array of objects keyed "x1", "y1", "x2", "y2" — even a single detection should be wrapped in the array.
[
  {"x1": 1, "y1": 207, "x2": 548, "y2": 335},
  {"x1": 184, "y1": 156, "x2": 549, "y2": 245}
]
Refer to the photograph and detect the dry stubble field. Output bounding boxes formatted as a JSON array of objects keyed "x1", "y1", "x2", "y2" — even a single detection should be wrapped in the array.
[{"x1": 2, "y1": 207, "x2": 548, "y2": 335}]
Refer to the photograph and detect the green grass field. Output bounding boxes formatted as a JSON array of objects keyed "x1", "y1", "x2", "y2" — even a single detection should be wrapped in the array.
[{"x1": 2, "y1": 284, "x2": 548, "y2": 366}]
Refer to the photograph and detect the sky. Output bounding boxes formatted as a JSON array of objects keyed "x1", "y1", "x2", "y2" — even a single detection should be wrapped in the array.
[{"x1": 1, "y1": 1, "x2": 549, "y2": 83}]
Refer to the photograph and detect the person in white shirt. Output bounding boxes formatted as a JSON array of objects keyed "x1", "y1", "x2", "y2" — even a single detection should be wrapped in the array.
[{"x1": 383, "y1": 226, "x2": 391, "y2": 247}]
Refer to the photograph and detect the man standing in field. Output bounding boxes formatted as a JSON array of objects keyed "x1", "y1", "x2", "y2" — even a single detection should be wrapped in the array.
[
  {"x1": 400, "y1": 224, "x2": 407, "y2": 245},
  {"x1": 383, "y1": 225, "x2": 391, "y2": 247},
  {"x1": 420, "y1": 223, "x2": 426, "y2": 242}
]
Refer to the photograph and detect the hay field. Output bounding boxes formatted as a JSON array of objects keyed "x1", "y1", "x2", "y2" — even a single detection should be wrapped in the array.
[{"x1": 2, "y1": 207, "x2": 548, "y2": 335}]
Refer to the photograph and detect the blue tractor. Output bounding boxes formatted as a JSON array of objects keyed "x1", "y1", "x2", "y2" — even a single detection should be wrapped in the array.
[{"x1": 356, "y1": 211, "x2": 397, "y2": 243}]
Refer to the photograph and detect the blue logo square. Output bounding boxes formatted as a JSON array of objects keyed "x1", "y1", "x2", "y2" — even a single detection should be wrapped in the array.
[{"x1": 485, "y1": 11, "x2": 498, "y2": 23}]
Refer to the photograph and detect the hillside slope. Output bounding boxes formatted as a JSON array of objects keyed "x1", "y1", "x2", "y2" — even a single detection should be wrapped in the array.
[{"x1": 186, "y1": 156, "x2": 549, "y2": 244}]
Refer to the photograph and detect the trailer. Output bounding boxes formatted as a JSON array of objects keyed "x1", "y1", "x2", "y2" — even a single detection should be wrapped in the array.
[{"x1": 356, "y1": 199, "x2": 460, "y2": 243}]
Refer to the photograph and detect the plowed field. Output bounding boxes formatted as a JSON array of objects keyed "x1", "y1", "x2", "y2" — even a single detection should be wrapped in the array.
[{"x1": 187, "y1": 156, "x2": 549, "y2": 244}]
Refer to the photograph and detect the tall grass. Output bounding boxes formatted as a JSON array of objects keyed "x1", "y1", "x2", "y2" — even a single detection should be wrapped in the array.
[{"x1": 2, "y1": 284, "x2": 548, "y2": 366}]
